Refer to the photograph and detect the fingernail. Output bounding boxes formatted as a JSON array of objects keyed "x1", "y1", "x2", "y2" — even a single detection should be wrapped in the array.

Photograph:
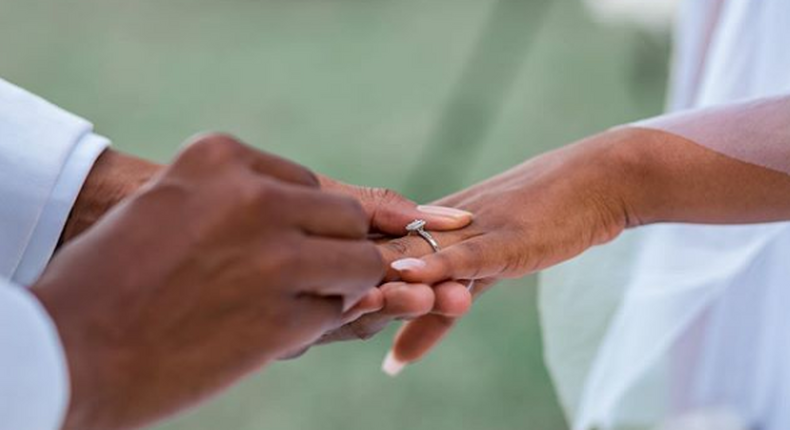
[
  {"x1": 391, "y1": 258, "x2": 426, "y2": 272},
  {"x1": 417, "y1": 205, "x2": 472, "y2": 220},
  {"x1": 382, "y1": 351, "x2": 407, "y2": 377}
]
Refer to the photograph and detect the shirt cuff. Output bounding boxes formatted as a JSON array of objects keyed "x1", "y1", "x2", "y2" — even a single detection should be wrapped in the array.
[
  {"x1": 0, "y1": 78, "x2": 110, "y2": 285},
  {"x1": 0, "y1": 280, "x2": 69, "y2": 430},
  {"x1": 14, "y1": 133, "x2": 109, "y2": 286}
]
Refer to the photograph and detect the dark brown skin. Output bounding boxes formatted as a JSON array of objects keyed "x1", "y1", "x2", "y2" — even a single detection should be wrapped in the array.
[
  {"x1": 41, "y1": 136, "x2": 473, "y2": 429},
  {"x1": 34, "y1": 133, "x2": 392, "y2": 430},
  {"x1": 374, "y1": 127, "x2": 790, "y2": 370},
  {"x1": 54, "y1": 146, "x2": 474, "y2": 352},
  {"x1": 59, "y1": 153, "x2": 473, "y2": 246}
]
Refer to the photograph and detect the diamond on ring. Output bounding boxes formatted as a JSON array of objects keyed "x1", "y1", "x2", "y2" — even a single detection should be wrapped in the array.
[{"x1": 406, "y1": 219, "x2": 427, "y2": 232}]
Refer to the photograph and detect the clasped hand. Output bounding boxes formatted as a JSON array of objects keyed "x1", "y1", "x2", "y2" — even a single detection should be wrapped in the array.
[
  {"x1": 32, "y1": 122, "x2": 790, "y2": 430},
  {"x1": 36, "y1": 129, "x2": 647, "y2": 430},
  {"x1": 35, "y1": 133, "x2": 474, "y2": 430}
]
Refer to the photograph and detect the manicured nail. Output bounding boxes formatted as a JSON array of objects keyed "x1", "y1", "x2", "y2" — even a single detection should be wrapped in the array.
[
  {"x1": 391, "y1": 258, "x2": 426, "y2": 272},
  {"x1": 382, "y1": 351, "x2": 407, "y2": 377},
  {"x1": 417, "y1": 205, "x2": 472, "y2": 220}
]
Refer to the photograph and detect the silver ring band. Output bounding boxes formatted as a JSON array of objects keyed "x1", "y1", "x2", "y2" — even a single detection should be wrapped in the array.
[
  {"x1": 415, "y1": 228, "x2": 441, "y2": 252},
  {"x1": 406, "y1": 219, "x2": 439, "y2": 251},
  {"x1": 405, "y1": 219, "x2": 475, "y2": 292}
]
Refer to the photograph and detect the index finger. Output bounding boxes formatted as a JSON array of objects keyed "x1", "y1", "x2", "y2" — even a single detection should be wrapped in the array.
[
  {"x1": 245, "y1": 149, "x2": 319, "y2": 188},
  {"x1": 184, "y1": 133, "x2": 321, "y2": 188}
]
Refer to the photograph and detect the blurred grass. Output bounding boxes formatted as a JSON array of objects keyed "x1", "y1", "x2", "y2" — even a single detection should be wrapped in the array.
[{"x1": 0, "y1": 1, "x2": 669, "y2": 429}]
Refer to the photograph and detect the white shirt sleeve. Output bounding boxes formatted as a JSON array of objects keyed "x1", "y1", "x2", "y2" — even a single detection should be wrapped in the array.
[
  {"x1": 0, "y1": 78, "x2": 109, "y2": 285},
  {"x1": 0, "y1": 78, "x2": 111, "y2": 430},
  {"x1": 0, "y1": 280, "x2": 70, "y2": 430}
]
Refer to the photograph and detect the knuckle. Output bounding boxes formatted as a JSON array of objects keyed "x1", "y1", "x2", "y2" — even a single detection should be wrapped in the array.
[
  {"x1": 362, "y1": 243, "x2": 387, "y2": 279},
  {"x1": 378, "y1": 187, "x2": 402, "y2": 203},
  {"x1": 368, "y1": 187, "x2": 403, "y2": 205},
  {"x1": 339, "y1": 197, "x2": 369, "y2": 234},
  {"x1": 350, "y1": 325, "x2": 378, "y2": 341},
  {"x1": 383, "y1": 237, "x2": 413, "y2": 258},
  {"x1": 295, "y1": 168, "x2": 320, "y2": 188},
  {"x1": 245, "y1": 180, "x2": 282, "y2": 208},
  {"x1": 258, "y1": 241, "x2": 302, "y2": 280},
  {"x1": 261, "y1": 155, "x2": 318, "y2": 188},
  {"x1": 184, "y1": 133, "x2": 245, "y2": 165},
  {"x1": 348, "y1": 318, "x2": 387, "y2": 341}
]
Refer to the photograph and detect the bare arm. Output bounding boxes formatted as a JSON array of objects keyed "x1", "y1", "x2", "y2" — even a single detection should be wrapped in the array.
[{"x1": 376, "y1": 124, "x2": 790, "y2": 373}]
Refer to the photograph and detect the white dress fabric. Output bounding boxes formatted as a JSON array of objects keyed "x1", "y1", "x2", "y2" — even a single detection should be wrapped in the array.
[
  {"x1": 0, "y1": 78, "x2": 109, "y2": 430},
  {"x1": 540, "y1": 1, "x2": 790, "y2": 429}
]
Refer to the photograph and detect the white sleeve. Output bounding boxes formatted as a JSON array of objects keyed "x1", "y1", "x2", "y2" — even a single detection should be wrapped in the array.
[
  {"x1": 630, "y1": 94, "x2": 790, "y2": 176},
  {"x1": 0, "y1": 78, "x2": 112, "y2": 429},
  {"x1": 0, "y1": 78, "x2": 110, "y2": 286},
  {"x1": 0, "y1": 279, "x2": 70, "y2": 430}
]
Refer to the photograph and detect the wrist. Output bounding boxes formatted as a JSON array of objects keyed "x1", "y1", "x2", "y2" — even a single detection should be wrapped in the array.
[
  {"x1": 595, "y1": 126, "x2": 686, "y2": 228},
  {"x1": 60, "y1": 149, "x2": 163, "y2": 244}
]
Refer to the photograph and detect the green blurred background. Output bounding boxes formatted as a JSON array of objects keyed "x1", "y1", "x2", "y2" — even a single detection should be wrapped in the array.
[{"x1": 0, "y1": 1, "x2": 670, "y2": 429}]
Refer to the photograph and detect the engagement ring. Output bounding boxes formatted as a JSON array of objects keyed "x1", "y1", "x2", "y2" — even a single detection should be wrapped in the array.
[
  {"x1": 406, "y1": 219, "x2": 440, "y2": 252},
  {"x1": 405, "y1": 219, "x2": 475, "y2": 292}
]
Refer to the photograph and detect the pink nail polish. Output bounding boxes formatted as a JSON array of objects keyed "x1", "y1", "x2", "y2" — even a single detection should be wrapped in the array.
[
  {"x1": 391, "y1": 258, "x2": 426, "y2": 272},
  {"x1": 417, "y1": 205, "x2": 472, "y2": 220},
  {"x1": 382, "y1": 351, "x2": 407, "y2": 377}
]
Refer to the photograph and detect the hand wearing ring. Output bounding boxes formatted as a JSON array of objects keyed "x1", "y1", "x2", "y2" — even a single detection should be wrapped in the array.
[
  {"x1": 406, "y1": 219, "x2": 475, "y2": 292},
  {"x1": 374, "y1": 135, "x2": 644, "y2": 375}
]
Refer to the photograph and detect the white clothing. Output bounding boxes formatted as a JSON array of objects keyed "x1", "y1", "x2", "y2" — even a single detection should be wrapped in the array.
[
  {"x1": 541, "y1": 1, "x2": 790, "y2": 429},
  {"x1": 0, "y1": 78, "x2": 109, "y2": 430}
]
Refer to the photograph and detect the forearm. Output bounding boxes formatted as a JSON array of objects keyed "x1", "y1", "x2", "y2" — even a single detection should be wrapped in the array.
[
  {"x1": 611, "y1": 127, "x2": 790, "y2": 227},
  {"x1": 59, "y1": 149, "x2": 162, "y2": 245},
  {"x1": 380, "y1": 107, "x2": 790, "y2": 369}
]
